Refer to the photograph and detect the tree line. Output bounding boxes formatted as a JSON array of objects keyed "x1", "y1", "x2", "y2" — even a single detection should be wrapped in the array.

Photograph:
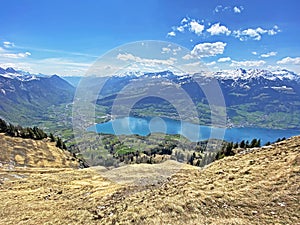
[{"x1": 0, "y1": 118, "x2": 67, "y2": 150}]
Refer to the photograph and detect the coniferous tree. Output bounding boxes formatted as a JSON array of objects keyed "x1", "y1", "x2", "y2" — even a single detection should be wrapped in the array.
[
  {"x1": 233, "y1": 142, "x2": 239, "y2": 149},
  {"x1": 245, "y1": 140, "x2": 249, "y2": 148},
  {"x1": 0, "y1": 119, "x2": 7, "y2": 132},
  {"x1": 250, "y1": 138, "x2": 257, "y2": 148},
  {"x1": 225, "y1": 142, "x2": 234, "y2": 156},
  {"x1": 49, "y1": 133, "x2": 55, "y2": 142},
  {"x1": 6, "y1": 123, "x2": 16, "y2": 137},
  {"x1": 240, "y1": 140, "x2": 245, "y2": 148},
  {"x1": 56, "y1": 137, "x2": 63, "y2": 149},
  {"x1": 27, "y1": 128, "x2": 35, "y2": 139}
]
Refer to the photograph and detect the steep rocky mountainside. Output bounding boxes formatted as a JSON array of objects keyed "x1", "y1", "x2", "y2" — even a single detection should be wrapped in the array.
[{"x1": 0, "y1": 134, "x2": 299, "y2": 224}]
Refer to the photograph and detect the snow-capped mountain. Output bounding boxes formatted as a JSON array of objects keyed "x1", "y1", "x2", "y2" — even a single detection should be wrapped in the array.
[
  {"x1": 0, "y1": 67, "x2": 45, "y2": 81},
  {"x1": 108, "y1": 68, "x2": 300, "y2": 83},
  {"x1": 95, "y1": 68, "x2": 300, "y2": 129},
  {"x1": 210, "y1": 68, "x2": 300, "y2": 81}
]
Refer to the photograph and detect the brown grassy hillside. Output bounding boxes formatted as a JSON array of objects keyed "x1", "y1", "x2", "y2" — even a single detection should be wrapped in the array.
[
  {"x1": 0, "y1": 133, "x2": 80, "y2": 168},
  {"x1": 0, "y1": 135, "x2": 299, "y2": 224}
]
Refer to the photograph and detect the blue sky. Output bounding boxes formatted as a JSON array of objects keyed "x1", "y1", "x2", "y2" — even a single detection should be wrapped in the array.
[{"x1": 0, "y1": 0, "x2": 300, "y2": 75}]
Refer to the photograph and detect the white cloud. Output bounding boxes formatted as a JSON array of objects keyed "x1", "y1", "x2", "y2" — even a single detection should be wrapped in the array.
[
  {"x1": 230, "y1": 60, "x2": 266, "y2": 67},
  {"x1": 181, "y1": 17, "x2": 188, "y2": 24},
  {"x1": 182, "y1": 54, "x2": 194, "y2": 60},
  {"x1": 0, "y1": 57, "x2": 92, "y2": 76},
  {"x1": 3, "y1": 41, "x2": 15, "y2": 48},
  {"x1": 233, "y1": 6, "x2": 243, "y2": 13},
  {"x1": 277, "y1": 57, "x2": 300, "y2": 65},
  {"x1": 214, "y1": 5, "x2": 230, "y2": 13},
  {"x1": 214, "y1": 5, "x2": 244, "y2": 14},
  {"x1": 191, "y1": 42, "x2": 226, "y2": 58},
  {"x1": 234, "y1": 26, "x2": 280, "y2": 41},
  {"x1": 117, "y1": 53, "x2": 176, "y2": 66},
  {"x1": 161, "y1": 46, "x2": 181, "y2": 55},
  {"x1": 177, "y1": 26, "x2": 185, "y2": 32},
  {"x1": 172, "y1": 47, "x2": 181, "y2": 55},
  {"x1": 233, "y1": 28, "x2": 263, "y2": 41},
  {"x1": 189, "y1": 20, "x2": 205, "y2": 35},
  {"x1": 252, "y1": 51, "x2": 258, "y2": 55},
  {"x1": 38, "y1": 57, "x2": 91, "y2": 68},
  {"x1": 167, "y1": 31, "x2": 176, "y2": 37},
  {"x1": 266, "y1": 65, "x2": 283, "y2": 71},
  {"x1": 161, "y1": 47, "x2": 171, "y2": 54},
  {"x1": 218, "y1": 57, "x2": 231, "y2": 62},
  {"x1": 206, "y1": 61, "x2": 216, "y2": 66},
  {"x1": 1, "y1": 51, "x2": 31, "y2": 59},
  {"x1": 214, "y1": 5, "x2": 223, "y2": 13},
  {"x1": 261, "y1": 51, "x2": 277, "y2": 58},
  {"x1": 207, "y1": 23, "x2": 231, "y2": 36},
  {"x1": 183, "y1": 61, "x2": 201, "y2": 67}
]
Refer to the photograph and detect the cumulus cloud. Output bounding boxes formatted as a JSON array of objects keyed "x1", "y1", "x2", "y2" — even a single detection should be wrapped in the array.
[
  {"x1": 261, "y1": 51, "x2": 277, "y2": 58},
  {"x1": 214, "y1": 5, "x2": 230, "y2": 13},
  {"x1": 277, "y1": 57, "x2": 300, "y2": 65},
  {"x1": 233, "y1": 25, "x2": 280, "y2": 41},
  {"x1": 191, "y1": 42, "x2": 226, "y2": 58},
  {"x1": 230, "y1": 60, "x2": 266, "y2": 67},
  {"x1": 207, "y1": 23, "x2": 231, "y2": 36},
  {"x1": 167, "y1": 31, "x2": 176, "y2": 37},
  {"x1": 189, "y1": 20, "x2": 205, "y2": 35},
  {"x1": 218, "y1": 57, "x2": 231, "y2": 62},
  {"x1": 177, "y1": 26, "x2": 185, "y2": 32},
  {"x1": 233, "y1": 6, "x2": 244, "y2": 13},
  {"x1": 161, "y1": 46, "x2": 181, "y2": 55},
  {"x1": 252, "y1": 51, "x2": 258, "y2": 55},
  {"x1": 214, "y1": 5, "x2": 244, "y2": 14}
]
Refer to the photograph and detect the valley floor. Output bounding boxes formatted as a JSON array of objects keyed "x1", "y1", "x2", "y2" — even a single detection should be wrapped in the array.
[{"x1": 0, "y1": 137, "x2": 299, "y2": 224}]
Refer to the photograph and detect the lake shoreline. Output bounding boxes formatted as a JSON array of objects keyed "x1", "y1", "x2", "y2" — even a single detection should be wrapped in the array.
[{"x1": 87, "y1": 116, "x2": 300, "y2": 145}]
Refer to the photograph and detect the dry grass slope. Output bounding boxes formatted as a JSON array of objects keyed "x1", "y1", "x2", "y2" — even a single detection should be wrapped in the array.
[
  {"x1": 0, "y1": 133, "x2": 80, "y2": 169},
  {"x1": 0, "y1": 134, "x2": 299, "y2": 224}
]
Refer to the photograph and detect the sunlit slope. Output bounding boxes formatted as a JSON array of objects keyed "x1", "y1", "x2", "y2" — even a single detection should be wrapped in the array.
[
  {"x1": 0, "y1": 133, "x2": 80, "y2": 168},
  {"x1": 96, "y1": 136, "x2": 300, "y2": 224},
  {"x1": 0, "y1": 135, "x2": 299, "y2": 224}
]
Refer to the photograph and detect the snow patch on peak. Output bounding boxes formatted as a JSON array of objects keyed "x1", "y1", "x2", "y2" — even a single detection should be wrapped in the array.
[
  {"x1": 211, "y1": 68, "x2": 299, "y2": 81},
  {"x1": 0, "y1": 66, "x2": 41, "y2": 81}
]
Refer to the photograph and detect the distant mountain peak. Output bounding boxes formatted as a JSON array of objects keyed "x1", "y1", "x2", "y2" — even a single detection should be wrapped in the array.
[
  {"x1": 0, "y1": 66, "x2": 41, "y2": 81},
  {"x1": 5, "y1": 67, "x2": 17, "y2": 73},
  {"x1": 212, "y1": 68, "x2": 299, "y2": 81}
]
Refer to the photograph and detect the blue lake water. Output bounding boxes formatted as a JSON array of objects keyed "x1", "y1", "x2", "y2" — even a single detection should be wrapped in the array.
[{"x1": 87, "y1": 116, "x2": 300, "y2": 144}]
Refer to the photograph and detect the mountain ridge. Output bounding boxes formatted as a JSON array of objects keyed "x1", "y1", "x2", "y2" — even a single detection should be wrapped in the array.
[{"x1": 0, "y1": 67, "x2": 75, "y2": 126}]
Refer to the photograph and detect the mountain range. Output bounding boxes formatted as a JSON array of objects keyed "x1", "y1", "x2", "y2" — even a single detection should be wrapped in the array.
[
  {"x1": 92, "y1": 69, "x2": 300, "y2": 129},
  {"x1": 1, "y1": 66, "x2": 300, "y2": 130}
]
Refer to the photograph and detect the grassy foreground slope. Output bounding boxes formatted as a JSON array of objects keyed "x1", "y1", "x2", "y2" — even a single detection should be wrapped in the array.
[{"x1": 0, "y1": 135, "x2": 299, "y2": 224}]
